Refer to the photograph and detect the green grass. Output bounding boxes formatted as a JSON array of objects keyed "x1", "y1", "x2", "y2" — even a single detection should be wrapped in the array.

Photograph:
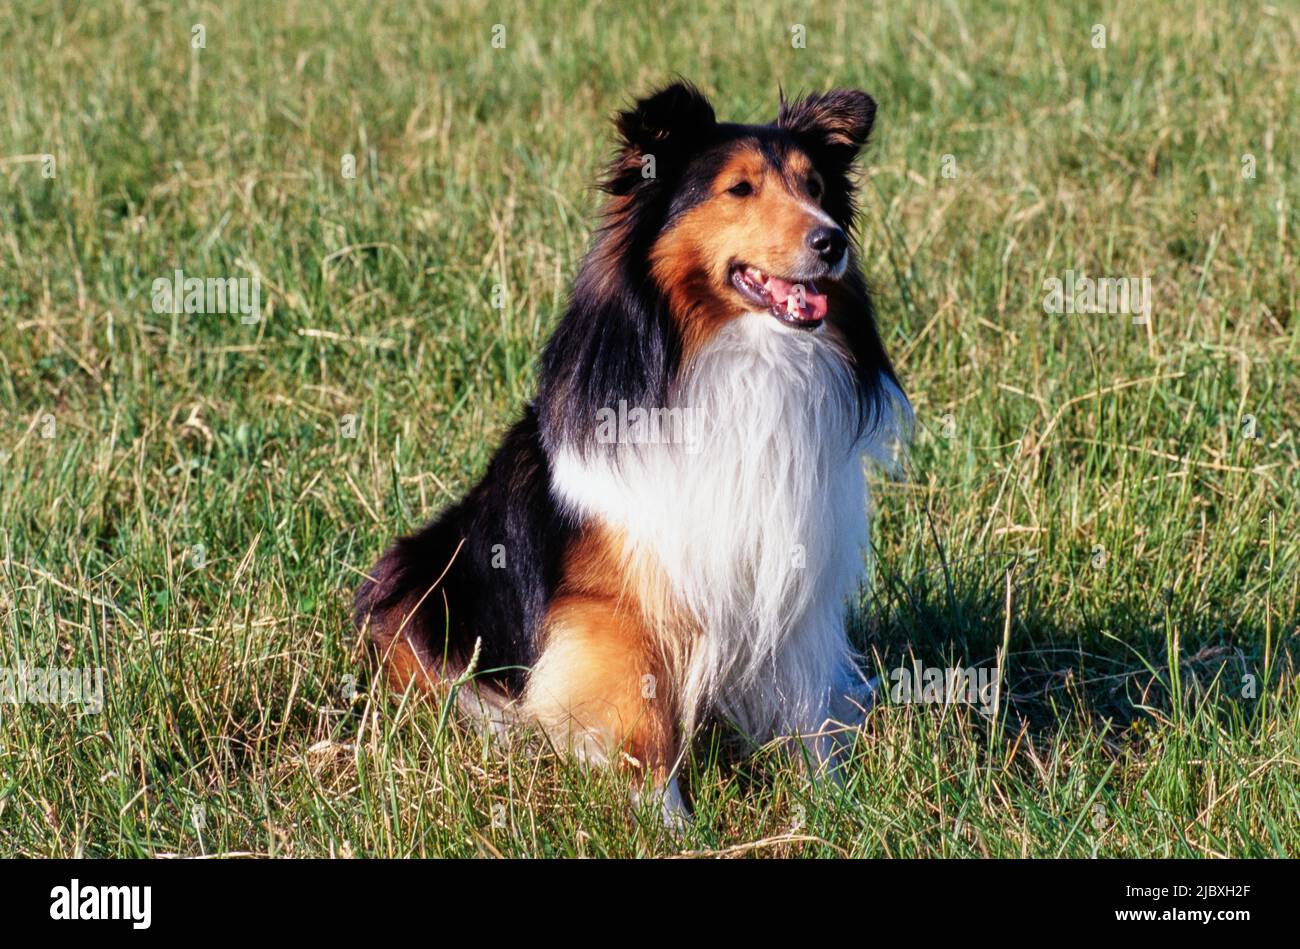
[{"x1": 1, "y1": 0, "x2": 1297, "y2": 858}]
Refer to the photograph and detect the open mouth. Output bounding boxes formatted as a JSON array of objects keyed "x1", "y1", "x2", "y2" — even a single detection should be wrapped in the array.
[{"x1": 730, "y1": 265, "x2": 829, "y2": 328}]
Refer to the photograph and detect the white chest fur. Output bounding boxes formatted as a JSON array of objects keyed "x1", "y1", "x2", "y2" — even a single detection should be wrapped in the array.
[{"x1": 550, "y1": 314, "x2": 908, "y2": 739}]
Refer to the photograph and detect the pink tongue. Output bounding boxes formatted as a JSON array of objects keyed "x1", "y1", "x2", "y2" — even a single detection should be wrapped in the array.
[{"x1": 763, "y1": 275, "x2": 827, "y2": 322}]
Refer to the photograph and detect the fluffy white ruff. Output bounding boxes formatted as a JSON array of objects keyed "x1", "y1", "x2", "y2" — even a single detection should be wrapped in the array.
[{"x1": 550, "y1": 314, "x2": 910, "y2": 743}]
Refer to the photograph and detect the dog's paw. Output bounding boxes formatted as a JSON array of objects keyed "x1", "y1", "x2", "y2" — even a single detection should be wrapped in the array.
[
  {"x1": 829, "y1": 674, "x2": 881, "y2": 728},
  {"x1": 631, "y1": 777, "x2": 691, "y2": 834}
]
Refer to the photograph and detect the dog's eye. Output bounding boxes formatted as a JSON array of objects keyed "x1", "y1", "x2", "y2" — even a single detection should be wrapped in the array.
[
  {"x1": 807, "y1": 177, "x2": 823, "y2": 200},
  {"x1": 727, "y1": 180, "x2": 754, "y2": 197}
]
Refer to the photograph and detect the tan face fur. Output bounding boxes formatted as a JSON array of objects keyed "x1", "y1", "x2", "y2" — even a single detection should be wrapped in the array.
[{"x1": 649, "y1": 144, "x2": 836, "y2": 354}]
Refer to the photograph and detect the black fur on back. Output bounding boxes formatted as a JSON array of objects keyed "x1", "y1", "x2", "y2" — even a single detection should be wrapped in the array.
[{"x1": 353, "y1": 407, "x2": 575, "y2": 694}]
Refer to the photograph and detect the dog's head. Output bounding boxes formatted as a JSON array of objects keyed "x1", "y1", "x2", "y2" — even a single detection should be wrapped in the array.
[
  {"x1": 599, "y1": 82, "x2": 876, "y2": 351},
  {"x1": 543, "y1": 82, "x2": 901, "y2": 453}
]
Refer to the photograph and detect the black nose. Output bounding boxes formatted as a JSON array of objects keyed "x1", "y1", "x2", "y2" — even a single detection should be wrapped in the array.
[{"x1": 807, "y1": 226, "x2": 847, "y2": 264}]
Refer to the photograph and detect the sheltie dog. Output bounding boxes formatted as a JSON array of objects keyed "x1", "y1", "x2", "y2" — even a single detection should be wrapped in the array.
[{"x1": 355, "y1": 82, "x2": 910, "y2": 819}]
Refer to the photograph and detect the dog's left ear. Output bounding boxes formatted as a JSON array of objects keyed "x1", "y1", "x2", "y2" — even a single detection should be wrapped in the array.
[{"x1": 777, "y1": 89, "x2": 876, "y2": 164}]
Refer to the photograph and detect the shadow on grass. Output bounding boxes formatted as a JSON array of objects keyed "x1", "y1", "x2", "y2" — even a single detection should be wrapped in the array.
[{"x1": 858, "y1": 554, "x2": 1295, "y2": 741}]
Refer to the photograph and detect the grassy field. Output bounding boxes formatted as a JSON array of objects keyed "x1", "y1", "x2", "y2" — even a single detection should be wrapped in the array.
[{"x1": 1, "y1": 0, "x2": 1297, "y2": 858}]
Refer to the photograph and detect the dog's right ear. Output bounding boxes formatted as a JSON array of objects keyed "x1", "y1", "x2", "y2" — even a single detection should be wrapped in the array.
[
  {"x1": 616, "y1": 82, "x2": 716, "y2": 153},
  {"x1": 605, "y1": 82, "x2": 715, "y2": 193}
]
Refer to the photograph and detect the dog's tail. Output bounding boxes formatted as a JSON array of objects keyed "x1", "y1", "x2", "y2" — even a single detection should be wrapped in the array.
[
  {"x1": 354, "y1": 531, "x2": 467, "y2": 691},
  {"x1": 354, "y1": 530, "x2": 521, "y2": 729}
]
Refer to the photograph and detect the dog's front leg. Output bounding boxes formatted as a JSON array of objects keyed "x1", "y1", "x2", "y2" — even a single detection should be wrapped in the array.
[{"x1": 787, "y1": 667, "x2": 881, "y2": 785}]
